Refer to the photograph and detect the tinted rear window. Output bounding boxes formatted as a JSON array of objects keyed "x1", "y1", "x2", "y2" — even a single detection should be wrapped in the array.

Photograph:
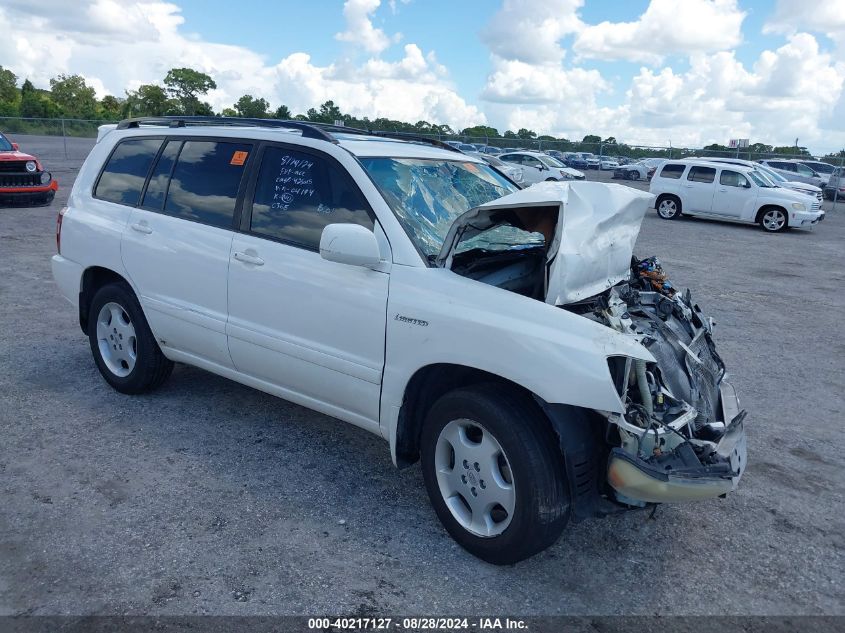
[
  {"x1": 688, "y1": 166, "x2": 716, "y2": 183},
  {"x1": 95, "y1": 138, "x2": 162, "y2": 206},
  {"x1": 659, "y1": 164, "x2": 685, "y2": 179},
  {"x1": 163, "y1": 141, "x2": 251, "y2": 229}
]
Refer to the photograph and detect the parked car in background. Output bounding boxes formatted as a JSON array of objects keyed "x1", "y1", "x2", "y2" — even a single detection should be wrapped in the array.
[
  {"x1": 579, "y1": 153, "x2": 601, "y2": 169},
  {"x1": 599, "y1": 157, "x2": 620, "y2": 170},
  {"x1": 613, "y1": 158, "x2": 664, "y2": 181},
  {"x1": 457, "y1": 143, "x2": 477, "y2": 153},
  {"x1": 824, "y1": 167, "x2": 844, "y2": 201},
  {"x1": 499, "y1": 151, "x2": 584, "y2": 185},
  {"x1": 565, "y1": 154, "x2": 589, "y2": 170},
  {"x1": 52, "y1": 116, "x2": 747, "y2": 563},
  {"x1": 0, "y1": 131, "x2": 59, "y2": 206},
  {"x1": 757, "y1": 159, "x2": 825, "y2": 188},
  {"x1": 690, "y1": 157, "x2": 823, "y2": 202},
  {"x1": 798, "y1": 160, "x2": 835, "y2": 185},
  {"x1": 467, "y1": 152, "x2": 524, "y2": 185},
  {"x1": 650, "y1": 159, "x2": 824, "y2": 232},
  {"x1": 479, "y1": 146, "x2": 503, "y2": 155},
  {"x1": 444, "y1": 140, "x2": 462, "y2": 150}
]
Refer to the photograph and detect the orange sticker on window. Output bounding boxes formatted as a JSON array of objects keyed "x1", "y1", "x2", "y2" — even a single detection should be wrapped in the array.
[{"x1": 230, "y1": 151, "x2": 248, "y2": 166}]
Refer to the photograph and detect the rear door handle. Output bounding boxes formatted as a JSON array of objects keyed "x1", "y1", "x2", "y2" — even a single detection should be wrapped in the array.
[
  {"x1": 130, "y1": 222, "x2": 152, "y2": 234},
  {"x1": 718, "y1": 187, "x2": 727, "y2": 192},
  {"x1": 233, "y1": 251, "x2": 265, "y2": 266}
]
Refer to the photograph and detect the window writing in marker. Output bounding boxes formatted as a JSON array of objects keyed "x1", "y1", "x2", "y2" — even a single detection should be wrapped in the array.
[{"x1": 272, "y1": 155, "x2": 316, "y2": 210}]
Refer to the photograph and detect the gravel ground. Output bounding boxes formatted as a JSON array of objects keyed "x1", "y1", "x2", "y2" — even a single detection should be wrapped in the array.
[{"x1": 1, "y1": 135, "x2": 843, "y2": 616}]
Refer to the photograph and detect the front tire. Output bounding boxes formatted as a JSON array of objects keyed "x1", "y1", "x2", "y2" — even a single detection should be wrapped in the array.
[
  {"x1": 657, "y1": 195, "x2": 681, "y2": 219},
  {"x1": 759, "y1": 206, "x2": 788, "y2": 232},
  {"x1": 420, "y1": 384, "x2": 569, "y2": 564},
  {"x1": 88, "y1": 282, "x2": 173, "y2": 394}
]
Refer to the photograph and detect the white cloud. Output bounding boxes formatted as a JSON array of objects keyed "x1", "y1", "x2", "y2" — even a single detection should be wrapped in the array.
[
  {"x1": 764, "y1": 0, "x2": 845, "y2": 46},
  {"x1": 0, "y1": 0, "x2": 484, "y2": 131},
  {"x1": 573, "y1": 0, "x2": 746, "y2": 64},
  {"x1": 335, "y1": 0, "x2": 397, "y2": 54},
  {"x1": 481, "y1": 0, "x2": 584, "y2": 65}
]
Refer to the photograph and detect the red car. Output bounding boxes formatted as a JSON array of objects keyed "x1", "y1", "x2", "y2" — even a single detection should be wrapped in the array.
[{"x1": 0, "y1": 131, "x2": 58, "y2": 206}]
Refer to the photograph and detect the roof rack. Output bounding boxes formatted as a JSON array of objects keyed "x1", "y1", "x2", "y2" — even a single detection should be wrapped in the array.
[
  {"x1": 115, "y1": 116, "x2": 337, "y2": 142},
  {"x1": 115, "y1": 116, "x2": 463, "y2": 153}
]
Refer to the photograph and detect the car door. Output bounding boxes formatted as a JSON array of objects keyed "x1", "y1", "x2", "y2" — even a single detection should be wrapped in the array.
[
  {"x1": 226, "y1": 143, "x2": 389, "y2": 430},
  {"x1": 121, "y1": 137, "x2": 253, "y2": 369},
  {"x1": 681, "y1": 165, "x2": 717, "y2": 213},
  {"x1": 712, "y1": 169, "x2": 754, "y2": 218},
  {"x1": 519, "y1": 155, "x2": 548, "y2": 182}
]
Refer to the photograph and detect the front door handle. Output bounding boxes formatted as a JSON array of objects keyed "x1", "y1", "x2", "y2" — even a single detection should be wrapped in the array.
[
  {"x1": 233, "y1": 251, "x2": 265, "y2": 266},
  {"x1": 130, "y1": 222, "x2": 152, "y2": 234},
  {"x1": 718, "y1": 187, "x2": 727, "y2": 192}
]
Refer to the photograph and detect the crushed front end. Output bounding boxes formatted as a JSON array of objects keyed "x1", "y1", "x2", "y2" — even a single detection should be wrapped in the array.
[{"x1": 567, "y1": 257, "x2": 747, "y2": 506}]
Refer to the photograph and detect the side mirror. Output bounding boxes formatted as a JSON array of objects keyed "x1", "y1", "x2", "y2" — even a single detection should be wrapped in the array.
[
  {"x1": 319, "y1": 223, "x2": 381, "y2": 268},
  {"x1": 11, "y1": 143, "x2": 19, "y2": 151}
]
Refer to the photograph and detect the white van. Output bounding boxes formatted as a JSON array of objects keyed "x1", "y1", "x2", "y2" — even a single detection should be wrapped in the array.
[{"x1": 649, "y1": 160, "x2": 824, "y2": 232}]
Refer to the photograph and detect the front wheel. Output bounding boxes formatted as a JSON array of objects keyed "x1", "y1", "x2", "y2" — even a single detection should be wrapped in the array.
[
  {"x1": 420, "y1": 384, "x2": 569, "y2": 564},
  {"x1": 657, "y1": 196, "x2": 681, "y2": 219},
  {"x1": 88, "y1": 282, "x2": 174, "y2": 394},
  {"x1": 760, "y1": 207, "x2": 788, "y2": 232}
]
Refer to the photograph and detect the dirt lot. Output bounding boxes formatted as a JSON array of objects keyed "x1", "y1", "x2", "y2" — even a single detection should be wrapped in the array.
[{"x1": 1, "y1": 134, "x2": 843, "y2": 616}]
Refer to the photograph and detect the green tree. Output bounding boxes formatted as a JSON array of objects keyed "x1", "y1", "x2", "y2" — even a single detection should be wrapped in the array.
[
  {"x1": 0, "y1": 66, "x2": 19, "y2": 116},
  {"x1": 582, "y1": 134, "x2": 601, "y2": 144},
  {"x1": 516, "y1": 128, "x2": 537, "y2": 139},
  {"x1": 20, "y1": 79, "x2": 54, "y2": 118},
  {"x1": 123, "y1": 84, "x2": 174, "y2": 117},
  {"x1": 233, "y1": 94, "x2": 270, "y2": 118},
  {"x1": 306, "y1": 100, "x2": 345, "y2": 124},
  {"x1": 50, "y1": 74, "x2": 97, "y2": 118},
  {"x1": 461, "y1": 125, "x2": 500, "y2": 138},
  {"x1": 99, "y1": 95, "x2": 122, "y2": 119},
  {"x1": 163, "y1": 68, "x2": 216, "y2": 115},
  {"x1": 274, "y1": 104, "x2": 292, "y2": 119}
]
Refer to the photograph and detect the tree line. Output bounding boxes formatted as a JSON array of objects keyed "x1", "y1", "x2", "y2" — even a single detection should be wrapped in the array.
[{"x1": 1, "y1": 65, "x2": 842, "y2": 160}]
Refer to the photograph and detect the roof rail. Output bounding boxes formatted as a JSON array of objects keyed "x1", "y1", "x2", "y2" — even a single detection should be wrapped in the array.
[
  {"x1": 115, "y1": 116, "x2": 337, "y2": 143},
  {"x1": 306, "y1": 123, "x2": 463, "y2": 153}
]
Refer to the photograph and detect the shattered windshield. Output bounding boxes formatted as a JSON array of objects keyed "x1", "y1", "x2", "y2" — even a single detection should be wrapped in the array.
[{"x1": 361, "y1": 157, "x2": 531, "y2": 258}]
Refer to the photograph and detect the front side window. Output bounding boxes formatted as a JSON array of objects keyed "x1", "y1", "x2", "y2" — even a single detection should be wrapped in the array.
[
  {"x1": 660, "y1": 164, "x2": 685, "y2": 179},
  {"x1": 141, "y1": 140, "x2": 181, "y2": 210},
  {"x1": 795, "y1": 163, "x2": 815, "y2": 177},
  {"x1": 0, "y1": 133, "x2": 13, "y2": 152},
  {"x1": 163, "y1": 140, "x2": 251, "y2": 229},
  {"x1": 687, "y1": 166, "x2": 716, "y2": 183},
  {"x1": 719, "y1": 170, "x2": 748, "y2": 187},
  {"x1": 360, "y1": 157, "x2": 521, "y2": 258},
  {"x1": 500, "y1": 154, "x2": 521, "y2": 164},
  {"x1": 95, "y1": 138, "x2": 162, "y2": 206},
  {"x1": 250, "y1": 146, "x2": 373, "y2": 250},
  {"x1": 522, "y1": 156, "x2": 542, "y2": 168}
]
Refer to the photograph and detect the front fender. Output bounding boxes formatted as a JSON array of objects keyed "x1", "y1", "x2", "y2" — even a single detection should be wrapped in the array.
[{"x1": 380, "y1": 266, "x2": 652, "y2": 438}]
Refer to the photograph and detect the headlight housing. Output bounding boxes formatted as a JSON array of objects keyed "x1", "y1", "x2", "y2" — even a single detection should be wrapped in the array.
[
  {"x1": 40, "y1": 171, "x2": 52, "y2": 185},
  {"x1": 25, "y1": 161, "x2": 37, "y2": 172},
  {"x1": 791, "y1": 202, "x2": 806, "y2": 211}
]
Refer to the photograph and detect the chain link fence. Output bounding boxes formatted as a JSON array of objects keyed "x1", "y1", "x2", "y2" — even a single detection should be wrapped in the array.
[{"x1": 2, "y1": 116, "x2": 841, "y2": 205}]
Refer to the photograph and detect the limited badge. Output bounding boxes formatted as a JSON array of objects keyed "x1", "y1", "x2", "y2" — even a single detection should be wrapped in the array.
[{"x1": 230, "y1": 151, "x2": 249, "y2": 166}]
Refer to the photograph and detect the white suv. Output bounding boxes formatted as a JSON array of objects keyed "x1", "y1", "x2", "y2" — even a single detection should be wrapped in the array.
[
  {"x1": 650, "y1": 159, "x2": 824, "y2": 232},
  {"x1": 52, "y1": 117, "x2": 747, "y2": 563}
]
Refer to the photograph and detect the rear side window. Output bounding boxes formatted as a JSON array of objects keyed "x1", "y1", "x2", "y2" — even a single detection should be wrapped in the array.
[
  {"x1": 141, "y1": 140, "x2": 181, "y2": 210},
  {"x1": 688, "y1": 166, "x2": 716, "y2": 183},
  {"x1": 249, "y1": 146, "x2": 373, "y2": 250},
  {"x1": 720, "y1": 170, "x2": 748, "y2": 187},
  {"x1": 163, "y1": 140, "x2": 252, "y2": 229},
  {"x1": 659, "y1": 164, "x2": 685, "y2": 179},
  {"x1": 95, "y1": 138, "x2": 162, "y2": 206}
]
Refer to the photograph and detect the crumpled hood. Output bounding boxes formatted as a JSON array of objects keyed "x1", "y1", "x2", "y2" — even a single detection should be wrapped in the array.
[{"x1": 436, "y1": 181, "x2": 655, "y2": 305}]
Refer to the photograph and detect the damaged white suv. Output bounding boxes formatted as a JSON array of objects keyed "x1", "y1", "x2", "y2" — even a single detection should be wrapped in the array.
[{"x1": 52, "y1": 117, "x2": 747, "y2": 564}]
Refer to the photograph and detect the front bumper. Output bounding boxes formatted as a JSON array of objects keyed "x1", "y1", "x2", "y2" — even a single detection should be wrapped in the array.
[
  {"x1": 790, "y1": 209, "x2": 824, "y2": 226},
  {"x1": 0, "y1": 179, "x2": 58, "y2": 205},
  {"x1": 607, "y1": 380, "x2": 747, "y2": 503}
]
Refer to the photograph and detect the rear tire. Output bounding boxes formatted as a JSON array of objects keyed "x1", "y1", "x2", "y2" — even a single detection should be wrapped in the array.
[
  {"x1": 88, "y1": 282, "x2": 173, "y2": 394},
  {"x1": 420, "y1": 384, "x2": 569, "y2": 564},
  {"x1": 656, "y1": 195, "x2": 681, "y2": 219}
]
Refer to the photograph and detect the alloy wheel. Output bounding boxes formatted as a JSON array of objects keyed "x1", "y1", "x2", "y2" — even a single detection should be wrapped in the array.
[
  {"x1": 96, "y1": 302, "x2": 137, "y2": 377},
  {"x1": 762, "y1": 208, "x2": 786, "y2": 231},
  {"x1": 434, "y1": 419, "x2": 515, "y2": 537}
]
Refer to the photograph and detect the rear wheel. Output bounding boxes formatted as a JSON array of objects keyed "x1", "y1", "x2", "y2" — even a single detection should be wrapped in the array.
[
  {"x1": 657, "y1": 195, "x2": 681, "y2": 219},
  {"x1": 759, "y1": 207, "x2": 788, "y2": 232},
  {"x1": 420, "y1": 384, "x2": 569, "y2": 564},
  {"x1": 88, "y1": 282, "x2": 173, "y2": 394}
]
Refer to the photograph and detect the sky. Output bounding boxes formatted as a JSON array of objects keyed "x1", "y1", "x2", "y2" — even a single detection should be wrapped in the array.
[{"x1": 0, "y1": 0, "x2": 843, "y2": 153}]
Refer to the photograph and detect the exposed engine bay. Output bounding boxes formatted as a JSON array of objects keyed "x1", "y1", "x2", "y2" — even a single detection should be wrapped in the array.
[
  {"x1": 566, "y1": 256, "x2": 747, "y2": 505},
  {"x1": 440, "y1": 182, "x2": 747, "y2": 506}
]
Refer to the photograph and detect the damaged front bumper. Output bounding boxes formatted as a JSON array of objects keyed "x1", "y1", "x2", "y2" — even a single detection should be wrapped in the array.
[{"x1": 607, "y1": 381, "x2": 747, "y2": 503}]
